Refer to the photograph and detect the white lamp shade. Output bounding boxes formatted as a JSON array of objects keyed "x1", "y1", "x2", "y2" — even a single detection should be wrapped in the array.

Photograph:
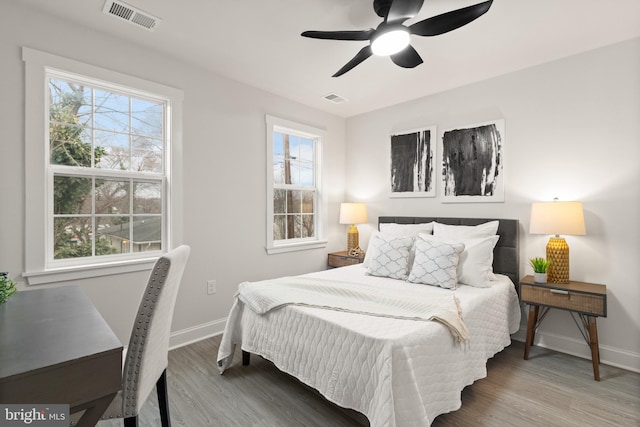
[
  {"x1": 529, "y1": 201, "x2": 586, "y2": 236},
  {"x1": 339, "y1": 203, "x2": 367, "y2": 225}
]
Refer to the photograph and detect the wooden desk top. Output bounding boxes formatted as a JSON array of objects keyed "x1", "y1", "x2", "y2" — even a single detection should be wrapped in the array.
[
  {"x1": 0, "y1": 285, "x2": 122, "y2": 380},
  {"x1": 0, "y1": 285, "x2": 122, "y2": 409}
]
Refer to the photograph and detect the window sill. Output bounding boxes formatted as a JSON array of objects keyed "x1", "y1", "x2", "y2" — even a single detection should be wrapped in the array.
[
  {"x1": 23, "y1": 258, "x2": 158, "y2": 285},
  {"x1": 266, "y1": 240, "x2": 328, "y2": 255}
]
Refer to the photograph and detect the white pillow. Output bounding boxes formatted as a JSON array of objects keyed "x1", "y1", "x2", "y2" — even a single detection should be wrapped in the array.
[
  {"x1": 365, "y1": 234, "x2": 414, "y2": 280},
  {"x1": 433, "y1": 220, "x2": 499, "y2": 241},
  {"x1": 363, "y1": 231, "x2": 382, "y2": 267},
  {"x1": 370, "y1": 222, "x2": 434, "y2": 268},
  {"x1": 419, "y1": 233, "x2": 499, "y2": 288},
  {"x1": 407, "y1": 237, "x2": 465, "y2": 289},
  {"x1": 379, "y1": 222, "x2": 435, "y2": 236}
]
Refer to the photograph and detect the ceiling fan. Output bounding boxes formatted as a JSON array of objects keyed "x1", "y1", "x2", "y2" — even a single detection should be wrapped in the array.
[{"x1": 301, "y1": 0, "x2": 493, "y2": 77}]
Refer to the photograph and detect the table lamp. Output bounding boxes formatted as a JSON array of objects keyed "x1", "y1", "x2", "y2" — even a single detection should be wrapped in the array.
[
  {"x1": 529, "y1": 199, "x2": 586, "y2": 284},
  {"x1": 339, "y1": 202, "x2": 367, "y2": 256}
]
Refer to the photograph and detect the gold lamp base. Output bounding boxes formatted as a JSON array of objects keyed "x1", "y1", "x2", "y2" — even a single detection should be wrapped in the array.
[
  {"x1": 347, "y1": 224, "x2": 363, "y2": 256},
  {"x1": 546, "y1": 237, "x2": 570, "y2": 284}
]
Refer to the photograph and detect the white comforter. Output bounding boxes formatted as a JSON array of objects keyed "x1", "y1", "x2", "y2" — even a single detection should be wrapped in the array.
[{"x1": 217, "y1": 265, "x2": 521, "y2": 426}]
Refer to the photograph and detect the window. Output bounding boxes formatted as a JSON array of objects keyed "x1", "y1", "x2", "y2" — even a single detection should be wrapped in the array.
[
  {"x1": 49, "y1": 74, "x2": 165, "y2": 263},
  {"x1": 266, "y1": 115, "x2": 326, "y2": 254},
  {"x1": 23, "y1": 48, "x2": 183, "y2": 284}
]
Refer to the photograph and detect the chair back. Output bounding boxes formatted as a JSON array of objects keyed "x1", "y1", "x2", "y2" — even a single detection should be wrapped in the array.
[{"x1": 121, "y1": 245, "x2": 190, "y2": 417}]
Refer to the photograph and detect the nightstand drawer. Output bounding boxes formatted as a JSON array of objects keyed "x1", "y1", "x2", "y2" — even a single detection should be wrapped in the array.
[
  {"x1": 328, "y1": 251, "x2": 364, "y2": 268},
  {"x1": 521, "y1": 284, "x2": 605, "y2": 317}
]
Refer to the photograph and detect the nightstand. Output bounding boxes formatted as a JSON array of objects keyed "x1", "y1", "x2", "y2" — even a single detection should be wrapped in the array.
[
  {"x1": 328, "y1": 251, "x2": 365, "y2": 268},
  {"x1": 520, "y1": 275, "x2": 607, "y2": 380}
]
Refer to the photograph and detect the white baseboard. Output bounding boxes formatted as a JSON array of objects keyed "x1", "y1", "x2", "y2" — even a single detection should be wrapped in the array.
[
  {"x1": 512, "y1": 326, "x2": 640, "y2": 374},
  {"x1": 169, "y1": 317, "x2": 226, "y2": 350}
]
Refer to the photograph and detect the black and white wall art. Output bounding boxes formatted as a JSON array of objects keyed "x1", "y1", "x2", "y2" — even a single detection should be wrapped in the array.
[
  {"x1": 390, "y1": 126, "x2": 436, "y2": 198},
  {"x1": 440, "y1": 119, "x2": 505, "y2": 203}
]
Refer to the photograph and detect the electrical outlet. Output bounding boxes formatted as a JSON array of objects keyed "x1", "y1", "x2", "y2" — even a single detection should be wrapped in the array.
[{"x1": 207, "y1": 280, "x2": 216, "y2": 295}]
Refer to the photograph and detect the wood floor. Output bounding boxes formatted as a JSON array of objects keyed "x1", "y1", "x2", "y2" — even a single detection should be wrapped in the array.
[{"x1": 97, "y1": 336, "x2": 640, "y2": 427}]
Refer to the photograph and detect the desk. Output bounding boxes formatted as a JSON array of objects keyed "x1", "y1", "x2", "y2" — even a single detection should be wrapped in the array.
[{"x1": 0, "y1": 286, "x2": 122, "y2": 426}]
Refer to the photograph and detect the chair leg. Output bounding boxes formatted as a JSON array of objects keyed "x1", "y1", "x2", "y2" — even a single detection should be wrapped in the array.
[
  {"x1": 124, "y1": 416, "x2": 138, "y2": 427},
  {"x1": 156, "y1": 369, "x2": 171, "y2": 427}
]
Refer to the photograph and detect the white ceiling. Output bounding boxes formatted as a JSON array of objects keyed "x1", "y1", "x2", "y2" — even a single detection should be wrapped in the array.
[{"x1": 16, "y1": 0, "x2": 640, "y2": 117}]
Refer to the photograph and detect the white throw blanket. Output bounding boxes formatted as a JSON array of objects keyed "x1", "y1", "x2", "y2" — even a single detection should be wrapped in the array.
[{"x1": 237, "y1": 277, "x2": 469, "y2": 342}]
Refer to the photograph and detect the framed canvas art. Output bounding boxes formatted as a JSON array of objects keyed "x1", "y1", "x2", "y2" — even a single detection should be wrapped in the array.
[
  {"x1": 440, "y1": 119, "x2": 505, "y2": 203},
  {"x1": 389, "y1": 126, "x2": 436, "y2": 198}
]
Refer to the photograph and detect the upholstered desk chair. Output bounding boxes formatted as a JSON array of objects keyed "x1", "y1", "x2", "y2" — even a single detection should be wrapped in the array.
[{"x1": 101, "y1": 245, "x2": 191, "y2": 427}]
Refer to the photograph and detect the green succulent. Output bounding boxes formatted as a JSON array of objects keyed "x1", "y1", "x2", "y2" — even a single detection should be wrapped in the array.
[
  {"x1": 0, "y1": 274, "x2": 17, "y2": 304},
  {"x1": 529, "y1": 257, "x2": 551, "y2": 274}
]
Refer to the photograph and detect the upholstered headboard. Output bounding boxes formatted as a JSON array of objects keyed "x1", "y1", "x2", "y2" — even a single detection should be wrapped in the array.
[{"x1": 378, "y1": 216, "x2": 520, "y2": 286}]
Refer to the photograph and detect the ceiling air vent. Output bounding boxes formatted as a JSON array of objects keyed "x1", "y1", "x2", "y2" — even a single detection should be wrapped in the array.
[
  {"x1": 323, "y1": 93, "x2": 348, "y2": 104},
  {"x1": 102, "y1": 0, "x2": 161, "y2": 31}
]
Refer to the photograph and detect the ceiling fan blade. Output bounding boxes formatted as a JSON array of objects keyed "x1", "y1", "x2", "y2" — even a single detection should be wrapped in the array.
[
  {"x1": 333, "y1": 46, "x2": 373, "y2": 77},
  {"x1": 390, "y1": 44, "x2": 423, "y2": 68},
  {"x1": 386, "y1": 0, "x2": 425, "y2": 23},
  {"x1": 301, "y1": 29, "x2": 374, "y2": 41},
  {"x1": 409, "y1": 0, "x2": 493, "y2": 36}
]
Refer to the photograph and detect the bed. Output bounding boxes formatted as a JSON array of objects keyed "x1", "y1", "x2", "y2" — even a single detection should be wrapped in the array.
[{"x1": 217, "y1": 216, "x2": 521, "y2": 426}]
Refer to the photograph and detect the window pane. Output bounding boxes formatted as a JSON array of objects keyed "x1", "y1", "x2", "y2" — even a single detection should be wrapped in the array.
[
  {"x1": 95, "y1": 130, "x2": 130, "y2": 170},
  {"x1": 133, "y1": 181, "x2": 162, "y2": 214},
  {"x1": 302, "y1": 215, "x2": 314, "y2": 238},
  {"x1": 299, "y1": 138, "x2": 314, "y2": 162},
  {"x1": 273, "y1": 215, "x2": 285, "y2": 240},
  {"x1": 54, "y1": 175, "x2": 92, "y2": 214},
  {"x1": 95, "y1": 179, "x2": 129, "y2": 215},
  {"x1": 299, "y1": 160, "x2": 314, "y2": 186},
  {"x1": 53, "y1": 217, "x2": 93, "y2": 259},
  {"x1": 288, "y1": 135, "x2": 300, "y2": 160},
  {"x1": 131, "y1": 216, "x2": 162, "y2": 252},
  {"x1": 287, "y1": 190, "x2": 301, "y2": 213},
  {"x1": 131, "y1": 98, "x2": 163, "y2": 139},
  {"x1": 289, "y1": 160, "x2": 301, "y2": 185},
  {"x1": 50, "y1": 126, "x2": 92, "y2": 167},
  {"x1": 94, "y1": 89, "x2": 130, "y2": 133},
  {"x1": 132, "y1": 136, "x2": 163, "y2": 173},
  {"x1": 273, "y1": 132, "x2": 284, "y2": 157},
  {"x1": 273, "y1": 189, "x2": 285, "y2": 213},
  {"x1": 96, "y1": 216, "x2": 129, "y2": 255},
  {"x1": 289, "y1": 215, "x2": 302, "y2": 239},
  {"x1": 49, "y1": 79, "x2": 91, "y2": 127},
  {"x1": 302, "y1": 191, "x2": 314, "y2": 214},
  {"x1": 273, "y1": 159, "x2": 285, "y2": 184}
]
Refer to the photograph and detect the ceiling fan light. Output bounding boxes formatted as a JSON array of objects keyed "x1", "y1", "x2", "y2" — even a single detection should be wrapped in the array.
[{"x1": 371, "y1": 28, "x2": 410, "y2": 56}]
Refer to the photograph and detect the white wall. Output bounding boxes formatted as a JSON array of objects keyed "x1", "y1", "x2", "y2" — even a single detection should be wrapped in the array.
[
  {"x1": 0, "y1": 2, "x2": 347, "y2": 345},
  {"x1": 346, "y1": 38, "x2": 640, "y2": 372}
]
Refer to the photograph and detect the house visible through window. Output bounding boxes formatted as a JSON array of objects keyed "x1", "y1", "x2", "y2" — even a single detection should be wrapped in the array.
[
  {"x1": 48, "y1": 74, "x2": 166, "y2": 263},
  {"x1": 266, "y1": 115, "x2": 326, "y2": 254}
]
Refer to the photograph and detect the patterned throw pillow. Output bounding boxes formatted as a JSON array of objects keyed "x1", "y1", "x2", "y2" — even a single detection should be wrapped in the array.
[
  {"x1": 418, "y1": 233, "x2": 500, "y2": 288},
  {"x1": 366, "y1": 234, "x2": 414, "y2": 280},
  {"x1": 407, "y1": 237, "x2": 465, "y2": 289}
]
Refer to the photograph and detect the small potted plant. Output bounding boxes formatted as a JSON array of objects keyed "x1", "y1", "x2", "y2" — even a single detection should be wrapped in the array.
[
  {"x1": 0, "y1": 272, "x2": 17, "y2": 304},
  {"x1": 529, "y1": 257, "x2": 551, "y2": 284}
]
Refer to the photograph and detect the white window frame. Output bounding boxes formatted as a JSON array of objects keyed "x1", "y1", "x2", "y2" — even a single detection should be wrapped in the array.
[
  {"x1": 265, "y1": 115, "x2": 327, "y2": 254},
  {"x1": 22, "y1": 47, "x2": 184, "y2": 284}
]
